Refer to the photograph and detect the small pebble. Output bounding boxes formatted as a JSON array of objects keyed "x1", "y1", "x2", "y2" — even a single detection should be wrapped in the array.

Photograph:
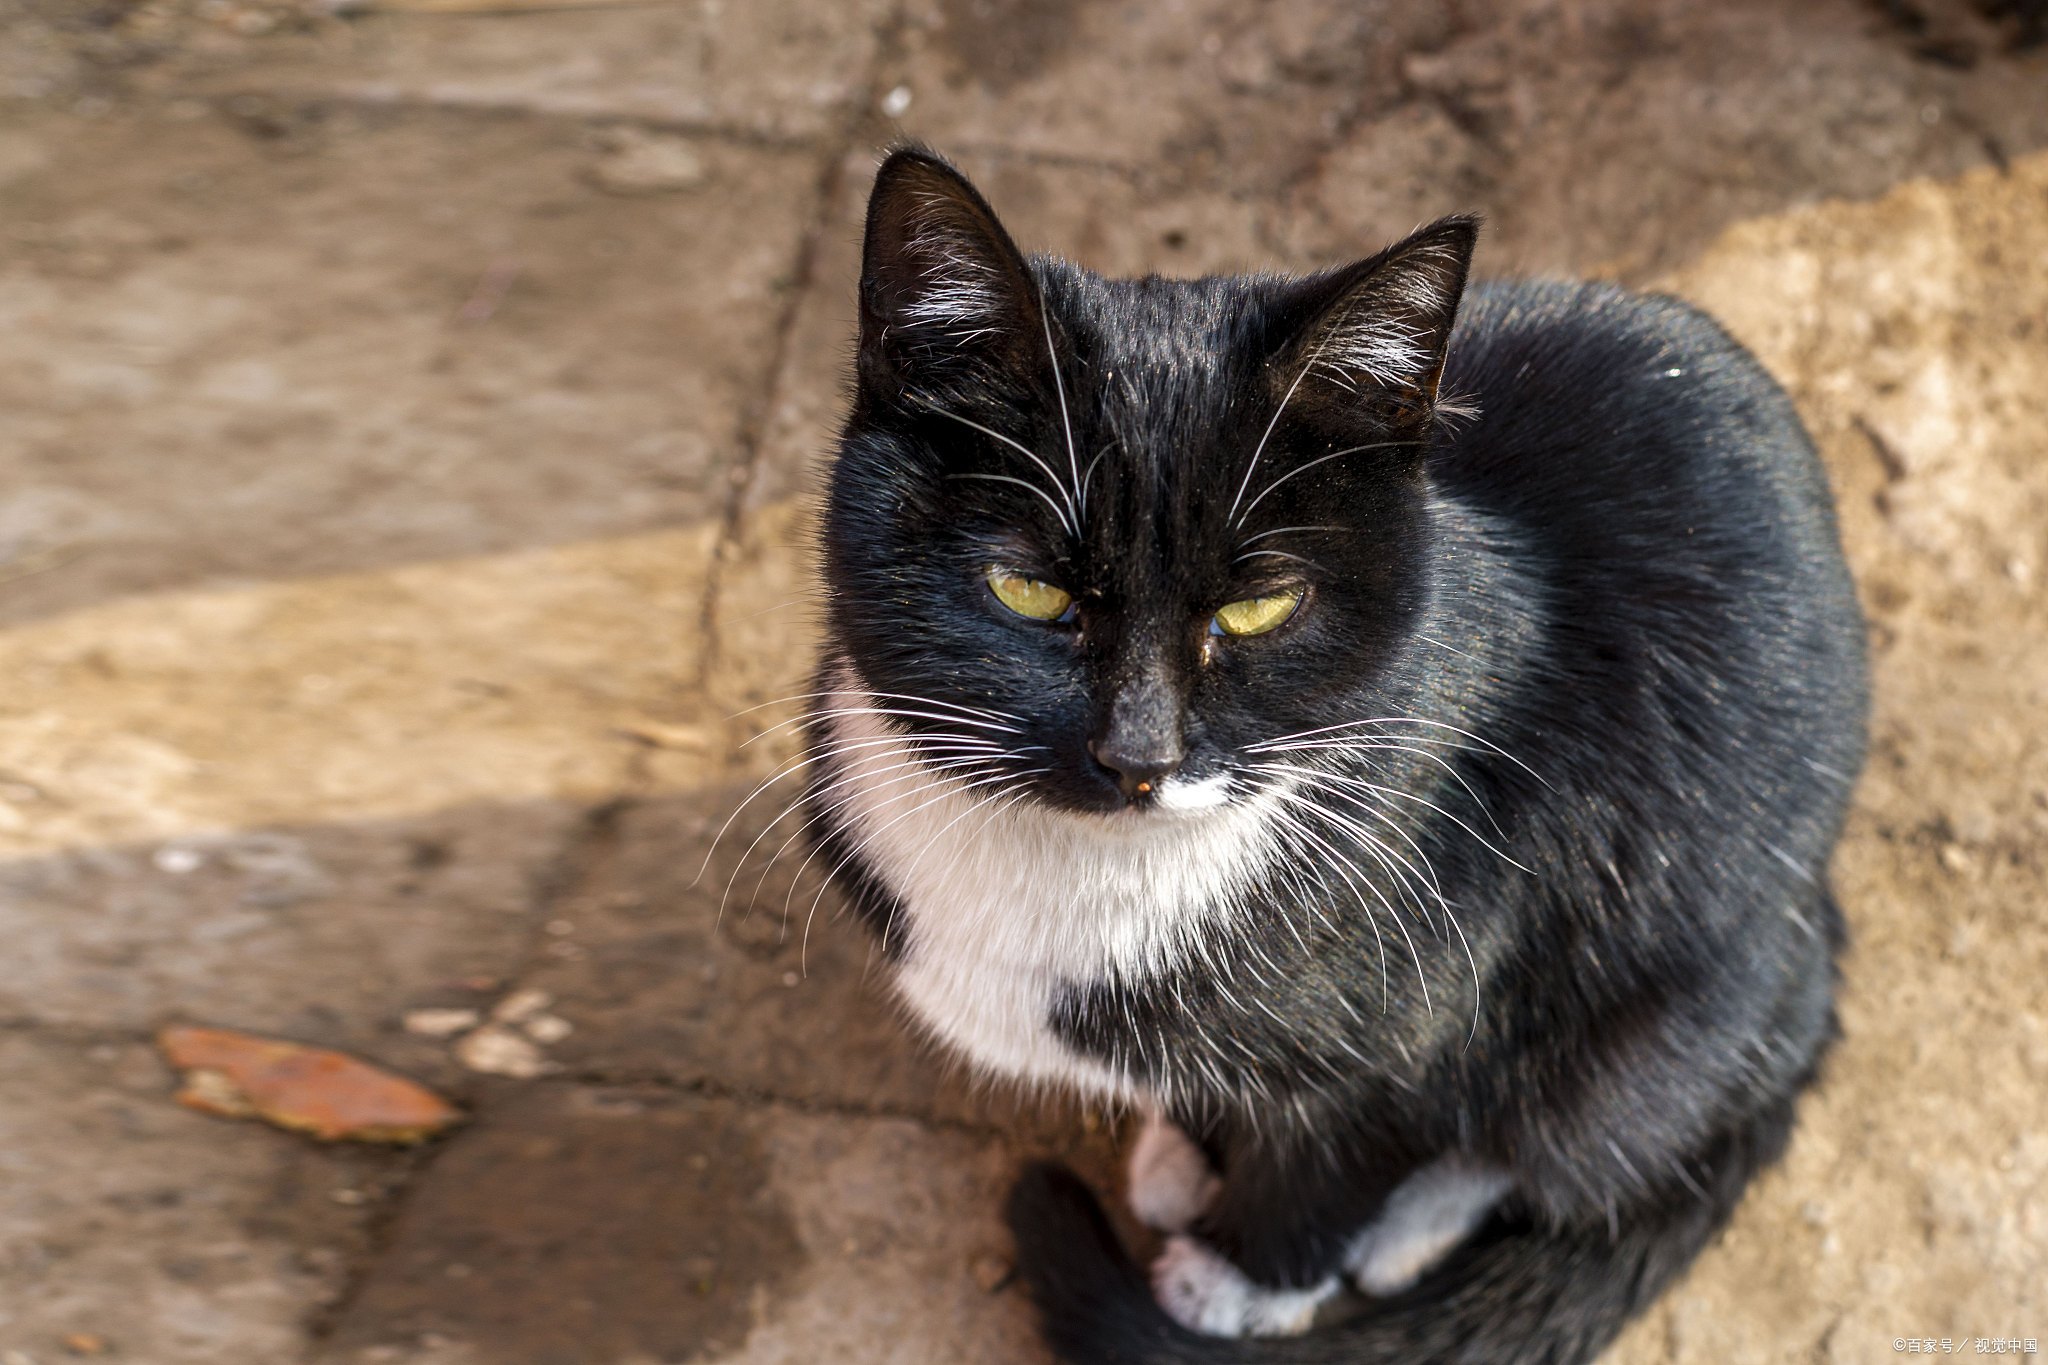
[
  {"x1": 403, "y1": 1008, "x2": 480, "y2": 1038},
  {"x1": 523, "y1": 1014, "x2": 573, "y2": 1044},
  {"x1": 881, "y1": 85, "x2": 913, "y2": 118},
  {"x1": 491, "y1": 988, "x2": 552, "y2": 1024},
  {"x1": 456, "y1": 1025, "x2": 548, "y2": 1078}
]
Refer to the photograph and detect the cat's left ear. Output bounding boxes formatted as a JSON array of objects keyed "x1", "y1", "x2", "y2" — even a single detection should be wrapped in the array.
[
  {"x1": 855, "y1": 147, "x2": 1041, "y2": 396},
  {"x1": 1278, "y1": 214, "x2": 1479, "y2": 416}
]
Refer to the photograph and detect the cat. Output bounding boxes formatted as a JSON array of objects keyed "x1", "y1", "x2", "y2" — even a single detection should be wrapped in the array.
[{"x1": 795, "y1": 146, "x2": 1867, "y2": 1363}]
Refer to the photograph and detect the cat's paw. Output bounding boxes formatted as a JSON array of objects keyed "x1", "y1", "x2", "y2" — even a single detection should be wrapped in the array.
[
  {"x1": 1126, "y1": 1112, "x2": 1221, "y2": 1233},
  {"x1": 1150, "y1": 1236, "x2": 1335, "y2": 1338},
  {"x1": 1345, "y1": 1159, "x2": 1513, "y2": 1297}
]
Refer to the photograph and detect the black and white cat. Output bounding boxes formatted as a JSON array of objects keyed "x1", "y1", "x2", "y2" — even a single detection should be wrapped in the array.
[{"x1": 798, "y1": 147, "x2": 1867, "y2": 1363}]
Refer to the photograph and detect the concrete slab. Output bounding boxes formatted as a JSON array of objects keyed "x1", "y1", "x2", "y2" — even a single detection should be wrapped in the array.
[
  {"x1": 0, "y1": 1031, "x2": 386, "y2": 1364},
  {"x1": 165, "y1": 1, "x2": 896, "y2": 143},
  {"x1": 0, "y1": 805, "x2": 567, "y2": 1062},
  {"x1": 1278, "y1": 0, "x2": 2048, "y2": 280},
  {"x1": 320, "y1": 1085, "x2": 1058, "y2": 1365},
  {"x1": 885, "y1": 0, "x2": 1445, "y2": 178},
  {"x1": 0, "y1": 102, "x2": 817, "y2": 625}
]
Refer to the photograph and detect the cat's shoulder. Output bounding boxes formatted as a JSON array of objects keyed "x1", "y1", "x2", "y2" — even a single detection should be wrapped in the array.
[
  {"x1": 1451, "y1": 278, "x2": 1760, "y2": 389},
  {"x1": 1440, "y1": 278, "x2": 1817, "y2": 503}
]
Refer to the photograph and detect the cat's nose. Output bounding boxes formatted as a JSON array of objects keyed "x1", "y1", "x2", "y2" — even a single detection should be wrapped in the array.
[
  {"x1": 1093, "y1": 666, "x2": 1186, "y2": 802},
  {"x1": 1088, "y1": 735, "x2": 1184, "y2": 802}
]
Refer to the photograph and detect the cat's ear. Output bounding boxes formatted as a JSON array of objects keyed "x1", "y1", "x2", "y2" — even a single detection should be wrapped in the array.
[
  {"x1": 856, "y1": 148, "x2": 1040, "y2": 394},
  {"x1": 1278, "y1": 214, "x2": 1479, "y2": 416}
]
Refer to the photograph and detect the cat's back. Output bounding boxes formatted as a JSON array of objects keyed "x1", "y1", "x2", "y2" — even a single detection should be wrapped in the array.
[
  {"x1": 1431, "y1": 278, "x2": 1867, "y2": 809},
  {"x1": 1436, "y1": 279, "x2": 1862, "y2": 658},
  {"x1": 1440, "y1": 279, "x2": 1830, "y2": 526}
]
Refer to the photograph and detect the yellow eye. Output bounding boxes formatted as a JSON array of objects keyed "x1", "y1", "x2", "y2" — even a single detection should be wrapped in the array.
[
  {"x1": 1212, "y1": 588, "x2": 1303, "y2": 637},
  {"x1": 987, "y1": 568, "x2": 1074, "y2": 622}
]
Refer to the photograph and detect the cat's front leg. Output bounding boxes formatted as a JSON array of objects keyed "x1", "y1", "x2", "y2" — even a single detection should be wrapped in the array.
[
  {"x1": 1127, "y1": 1111, "x2": 1336, "y2": 1335},
  {"x1": 1149, "y1": 1128, "x2": 1393, "y2": 1338},
  {"x1": 1150, "y1": 1234, "x2": 1340, "y2": 1336},
  {"x1": 1124, "y1": 1109, "x2": 1221, "y2": 1233}
]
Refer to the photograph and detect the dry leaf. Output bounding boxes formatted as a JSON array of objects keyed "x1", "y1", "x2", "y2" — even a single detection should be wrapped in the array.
[{"x1": 158, "y1": 1025, "x2": 461, "y2": 1144}]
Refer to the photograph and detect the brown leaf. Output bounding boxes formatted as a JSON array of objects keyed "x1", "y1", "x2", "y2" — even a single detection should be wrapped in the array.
[{"x1": 158, "y1": 1025, "x2": 462, "y2": 1144}]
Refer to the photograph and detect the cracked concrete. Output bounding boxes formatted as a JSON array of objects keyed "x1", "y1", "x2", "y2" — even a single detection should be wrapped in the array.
[{"x1": 2, "y1": 0, "x2": 2045, "y2": 1360}]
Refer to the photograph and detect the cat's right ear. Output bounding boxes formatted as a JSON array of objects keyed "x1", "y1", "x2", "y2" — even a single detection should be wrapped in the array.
[
  {"x1": 1274, "y1": 215, "x2": 1480, "y2": 420},
  {"x1": 856, "y1": 148, "x2": 1040, "y2": 396}
]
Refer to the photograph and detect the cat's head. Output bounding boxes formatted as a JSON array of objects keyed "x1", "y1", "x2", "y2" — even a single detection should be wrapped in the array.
[{"x1": 820, "y1": 147, "x2": 1476, "y2": 820}]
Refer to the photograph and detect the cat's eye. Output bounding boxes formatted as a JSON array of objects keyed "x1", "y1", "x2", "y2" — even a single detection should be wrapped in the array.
[
  {"x1": 1211, "y1": 587, "x2": 1304, "y2": 637},
  {"x1": 987, "y1": 568, "x2": 1075, "y2": 622}
]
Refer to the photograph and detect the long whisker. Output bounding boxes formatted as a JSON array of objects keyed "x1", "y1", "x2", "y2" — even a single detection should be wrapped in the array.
[
  {"x1": 1228, "y1": 342, "x2": 1325, "y2": 526},
  {"x1": 726, "y1": 688, "x2": 1024, "y2": 724},
  {"x1": 1257, "y1": 744, "x2": 1530, "y2": 870},
  {"x1": 1232, "y1": 549, "x2": 1323, "y2": 571},
  {"x1": 694, "y1": 726, "x2": 1008, "y2": 886},
  {"x1": 725, "y1": 747, "x2": 1027, "y2": 926},
  {"x1": 1238, "y1": 524, "x2": 1344, "y2": 545},
  {"x1": 1236, "y1": 441, "x2": 1407, "y2": 527},
  {"x1": 747, "y1": 705, "x2": 1021, "y2": 745},
  {"x1": 1040, "y1": 301, "x2": 1081, "y2": 525},
  {"x1": 816, "y1": 761, "x2": 1052, "y2": 968},
  {"x1": 1251, "y1": 714, "x2": 1552, "y2": 791},
  {"x1": 1249, "y1": 764, "x2": 1445, "y2": 903},
  {"x1": 797, "y1": 764, "x2": 1028, "y2": 972},
  {"x1": 910, "y1": 390, "x2": 1078, "y2": 538},
  {"x1": 946, "y1": 473, "x2": 1077, "y2": 537},
  {"x1": 1268, "y1": 785, "x2": 1432, "y2": 1019},
  {"x1": 1255, "y1": 760, "x2": 1489, "y2": 1045},
  {"x1": 1258, "y1": 789, "x2": 1404, "y2": 1014}
]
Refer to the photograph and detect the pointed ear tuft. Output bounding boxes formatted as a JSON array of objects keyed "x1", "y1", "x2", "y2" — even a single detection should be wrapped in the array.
[
  {"x1": 857, "y1": 148, "x2": 1037, "y2": 391},
  {"x1": 1285, "y1": 214, "x2": 1479, "y2": 412}
]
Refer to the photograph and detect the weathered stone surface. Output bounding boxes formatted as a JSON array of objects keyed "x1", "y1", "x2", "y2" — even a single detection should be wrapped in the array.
[
  {"x1": 0, "y1": 103, "x2": 813, "y2": 625},
  {"x1": 181, "y1": 1, "x2": 895, "y2": 142},
  {"x1": 1277, "y1": 0, "x2": 2048, "y2": 281},
  {"x1": 322, "y1": 1085, "x2": 803, "y2": 1365},
  {"x1": 320, "y1": 1087, "x2": 1064, "y2": 1365},
  {"x1": 0, "y1": 1032, "x2": 384, "y2": 1364},
  {"x1": 0, "y1": 807, "x2": 565, "y2": 1062},
  {"x1": 708, "y1": 1108, "x2": 1059, "y2": 1365},
  {"x1": 888, "y1": 0, "x2": 2048, "y2": 285},
  {"x1": 888, "y1": 0, "x2": 1447, "y2": 178}
]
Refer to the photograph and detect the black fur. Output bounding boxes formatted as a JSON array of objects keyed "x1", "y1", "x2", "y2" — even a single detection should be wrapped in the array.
[{"x1": 809, "y1": 148, "x2": 1867, "y2": 1363}]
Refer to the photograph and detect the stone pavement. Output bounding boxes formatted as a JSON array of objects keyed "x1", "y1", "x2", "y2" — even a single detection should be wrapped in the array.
[{"x1": 1, "y1": 2, "x2": 2045, "y2": 1361}]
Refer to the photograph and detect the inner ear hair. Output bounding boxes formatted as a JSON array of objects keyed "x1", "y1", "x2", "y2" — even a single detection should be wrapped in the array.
[
  {"x1": 1288, "y1": 215, "x2": 1480, "y2": 412},
  {"x1": 857, "y1": 147, "x2": 1040, "y2": 383}
]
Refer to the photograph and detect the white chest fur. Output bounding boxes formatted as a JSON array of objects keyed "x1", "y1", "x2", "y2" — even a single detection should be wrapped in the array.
[{"x1": 821, "y1": 683, "x2": 1283, "y2": 1099}]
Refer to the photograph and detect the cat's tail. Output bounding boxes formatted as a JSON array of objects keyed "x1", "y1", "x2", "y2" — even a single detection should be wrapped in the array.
[{"x1": 1004, "y1": 1161, "x2": 1736, "y2": 1365}]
